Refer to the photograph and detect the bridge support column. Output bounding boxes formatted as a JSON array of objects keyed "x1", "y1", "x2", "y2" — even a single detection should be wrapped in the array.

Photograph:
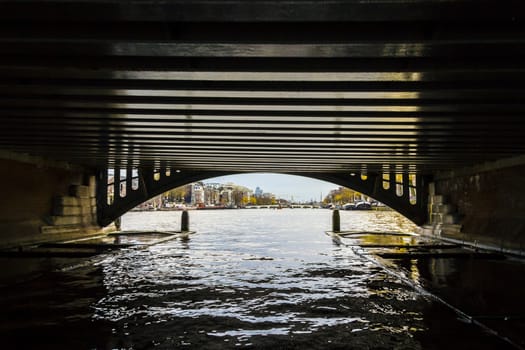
[
  {"x1": 421, "y1": 156, "x2": 525, "y2": 254},
  {"x1": 0, "y1": 151, "x2": 106, "y2": 249}
]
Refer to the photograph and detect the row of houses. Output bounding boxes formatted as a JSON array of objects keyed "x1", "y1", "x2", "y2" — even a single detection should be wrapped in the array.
[
  {"x1": 134, "y1": 182, "x2": 278, "y2": 209},
  {"x1": 189, "y1": 182, "x2": 254, "y2": 207},
  {"x1": 104, "y1": 169, "x2": 280, "y2": 209}
]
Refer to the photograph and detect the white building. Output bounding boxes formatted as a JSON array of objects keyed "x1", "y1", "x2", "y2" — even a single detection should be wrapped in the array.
[{"x1": 191, "y1": 183, "x2": 205, "y2": 204}]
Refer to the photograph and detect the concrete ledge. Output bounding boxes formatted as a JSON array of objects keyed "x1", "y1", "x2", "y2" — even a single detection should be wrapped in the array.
[
  {"x1": 418, "y1": 223, "x2": 524, "y2": 255},
  {"x1": 41, "y1": 225, "x2": 81, "y2": 235},
  {"x1": 1, "y1": 224, "x2": 117, "y2": 251}
]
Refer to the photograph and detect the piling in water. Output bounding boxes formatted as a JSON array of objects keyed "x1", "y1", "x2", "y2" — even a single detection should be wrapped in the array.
[
  {"x1": 181, "y1": 210, "x2": 189, "y2": 232},
  {"x1": 332, "y1": 209, "x2": 340, "y2": 233}
]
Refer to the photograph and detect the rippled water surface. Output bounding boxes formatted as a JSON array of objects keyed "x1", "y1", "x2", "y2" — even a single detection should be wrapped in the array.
[{"x1": 1, "y1": 209, "x2": 517, "y2": 349}]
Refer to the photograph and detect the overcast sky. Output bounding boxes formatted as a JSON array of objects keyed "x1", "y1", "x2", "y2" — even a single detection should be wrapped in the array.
[{"x1": 205, "y1": 173, "x2": 339, "y2": 202}]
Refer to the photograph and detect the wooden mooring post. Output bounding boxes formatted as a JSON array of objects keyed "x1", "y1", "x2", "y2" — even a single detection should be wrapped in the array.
[
  {"x1": 181, "y1": 210, "x2": 189, "y2": 232},
  {"x1": 332, "y1": 209, "x2": 340, "y2": 233}
]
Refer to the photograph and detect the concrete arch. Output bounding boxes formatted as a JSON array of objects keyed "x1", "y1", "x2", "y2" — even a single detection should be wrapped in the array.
[{"x1": 97, "y1": 168, "x2": 429, "y2": 227}]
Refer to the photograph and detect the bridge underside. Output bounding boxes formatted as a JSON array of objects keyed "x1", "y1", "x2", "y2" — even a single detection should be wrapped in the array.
[
  {"x1": 1, "y1": 1, "x2": 525, "y2": 173},
  {"x1": 0, "y1": 1, "x2": 525, "y2": 244}
]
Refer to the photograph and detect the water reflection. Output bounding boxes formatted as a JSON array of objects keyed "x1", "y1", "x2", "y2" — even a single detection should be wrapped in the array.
[
  {"x1": 86, "y1": 210, "x2": 517, "y2": 348},
  {"x1": 1, "y1": 209, "x2": 520, "y2": 349},
  {"x1": 87, "y1": 209, "x2": 427, "y2": 347}
]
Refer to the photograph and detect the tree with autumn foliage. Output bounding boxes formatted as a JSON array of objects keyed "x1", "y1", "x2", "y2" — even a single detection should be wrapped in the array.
[
  {"x1": 164, "y1": 186, "x2": 186, "y2": 203},
  {"x1": 324, "y1": 187, "x2": 361, "y2": 204}
]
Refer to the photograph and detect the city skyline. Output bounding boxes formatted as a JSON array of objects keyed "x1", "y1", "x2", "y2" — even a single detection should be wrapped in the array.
[{"x1": 205, "y1": 173, "x2": 339, "y2": 202}]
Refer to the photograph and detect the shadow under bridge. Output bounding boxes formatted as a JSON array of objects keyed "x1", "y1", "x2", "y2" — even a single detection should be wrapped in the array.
[{"x1": 0, "y1": 1, "x2": 524, "y2": 231}]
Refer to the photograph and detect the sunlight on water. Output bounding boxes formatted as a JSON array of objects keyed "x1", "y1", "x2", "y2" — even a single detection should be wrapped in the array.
[
  {"x1": 86, "y1": 209, "x2": 429, "y2": 347},
  {"x1": 2, "y1": 208, "x2": 518, "y2": 349}
]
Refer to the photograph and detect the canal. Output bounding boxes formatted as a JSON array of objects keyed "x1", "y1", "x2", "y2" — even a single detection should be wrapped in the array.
[{"x1": 1, "y1": 209, "x2": 524, "y2": 349}]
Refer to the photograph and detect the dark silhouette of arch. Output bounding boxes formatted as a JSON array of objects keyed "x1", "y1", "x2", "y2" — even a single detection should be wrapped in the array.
[
  {"x1": 97, "y1": 168, "x2": 428, "y2": 227},
  {"x1": 300, "y1": 172, "x2": 429, "y2": 225}
]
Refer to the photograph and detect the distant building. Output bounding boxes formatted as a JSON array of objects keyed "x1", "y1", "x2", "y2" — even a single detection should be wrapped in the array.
[
  {"x1": 191, "y1": 183, "x2": 205, "y2": 205},
  {"x1": 255, "y1": 186, "x2": 263, "y2": 197},
  {"x1": 220, "y1": 188, "x2": 232, "y2": 205},
  {"x1": 184, "y1": 182, "x2": 205, "y2": 205},
  {"x1": 238, "y1": 187, "x2": 253, "y2": 204},
  {"x1": 204, "y1": 183, "x2": 221, "y2": 205},
  {"x1": 169, "y1": 182, "x2": 267, "y2": 207}
]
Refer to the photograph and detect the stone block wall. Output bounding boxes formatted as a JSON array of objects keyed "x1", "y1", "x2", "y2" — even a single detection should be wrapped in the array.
[
  {"x1": 0, "y1": 152, "x2": 103, "y2": 249},
  {"x1": 428, "y1": 157, "x2": 525, "y2": 253},
  {"x1": 42, "y1": 180, "x2": 98, "y2": 235}
]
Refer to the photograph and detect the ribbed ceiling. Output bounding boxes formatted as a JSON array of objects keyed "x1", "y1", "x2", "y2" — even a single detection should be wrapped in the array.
[{"x1": 1, "y1": 0, "x2": 525, "y2": 174}]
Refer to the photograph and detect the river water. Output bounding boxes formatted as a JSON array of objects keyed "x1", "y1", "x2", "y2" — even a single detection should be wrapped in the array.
[{"x1": 1, "y1": 209, "x2": 521, "y2": 349}]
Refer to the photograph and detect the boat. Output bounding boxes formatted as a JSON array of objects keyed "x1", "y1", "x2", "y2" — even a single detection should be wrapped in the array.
[
  {"x1": 342, "y1": 203, "x2": 355, "y2": 210},
  {"x1": 354, "y1": 201, "x2": 372, "y2": 210},
  {"x1": 342, "y1": 201, "x2": 372, "y2": 210}
]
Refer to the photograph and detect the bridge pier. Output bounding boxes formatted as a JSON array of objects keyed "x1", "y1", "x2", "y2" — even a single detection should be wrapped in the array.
[
  {"x1": 0, "y1": 152, "x2": 107, "y2": 249},
  {"x1": 421, "y1": 156, "x2": 525, "y2": 254}
]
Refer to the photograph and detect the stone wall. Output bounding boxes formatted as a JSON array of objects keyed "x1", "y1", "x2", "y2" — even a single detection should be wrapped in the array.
[
  {"x1": 0, "y1": 152, "x2": 102, "y2": 249},
  {"x1": 428, "y1": 156, "x2": 525, "y2": 253}
]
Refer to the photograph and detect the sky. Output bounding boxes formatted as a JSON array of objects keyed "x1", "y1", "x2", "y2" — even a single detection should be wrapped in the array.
[{"x1": 205, "y1": 173, "x2": 339, "y2": 202}]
